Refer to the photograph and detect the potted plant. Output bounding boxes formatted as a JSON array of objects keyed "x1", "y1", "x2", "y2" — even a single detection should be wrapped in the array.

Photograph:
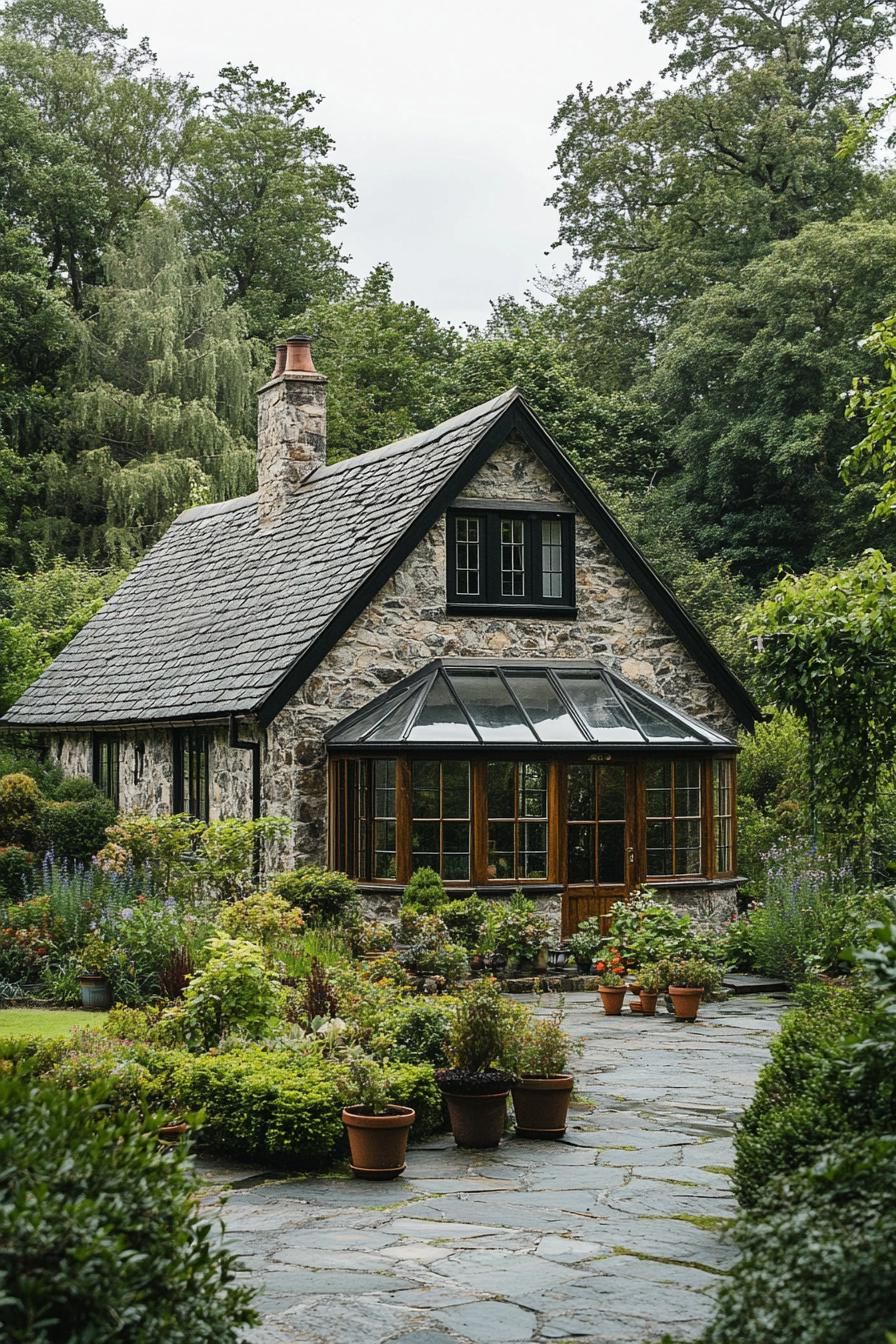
[
  {"x1": 636, "y1": 962, "x2": 664, "y2": 1016},
  {"x1": 357, "y1": 920, "x2": 394, "y2": 961},
  {"x1": 567, "y1": 931, "x2": 597, "y2": 975},
  {"x1": 341, "y1": 1055, "x2": 416, "y2": 1179},
  {"x1": 597, "y1": 970, "x2": 627, "y2": 1015},
  {"x1": 505, "y1": 1008, "x2": 582, "y2": 1139},
  {"x1": 158, "y1": 1118, "x2": 190, "y2": 1145},
  {"x1": 666, "y1": 957, "x2": 717, "y2": 1021},
  {"x1": 435, "y1": 978, "x2": 517, "y2": 1148},
  {"x1": 78, "y1": 934, "x2": 113, "y2": 1010},
  {"x1": 491, "y1": 892, "x2": 551, "y2": 974}
]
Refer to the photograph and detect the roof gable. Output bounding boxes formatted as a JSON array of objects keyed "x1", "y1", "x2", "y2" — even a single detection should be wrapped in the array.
[{"x1": 1, "y1": 389, "x2": 758, "y2": 730}]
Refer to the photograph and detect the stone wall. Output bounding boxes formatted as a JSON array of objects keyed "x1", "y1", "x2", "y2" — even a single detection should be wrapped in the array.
[
  {"x1": 264, "y1": 435, "x2": 741, "y2": 884},
  {"x1": 43, "y1": 723, "x2": 258, "y2": 823}
]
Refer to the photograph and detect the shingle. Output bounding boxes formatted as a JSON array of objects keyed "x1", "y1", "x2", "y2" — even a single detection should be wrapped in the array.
[{"x1": 2, "y1": 389, "x2": 519, "y2": 727}]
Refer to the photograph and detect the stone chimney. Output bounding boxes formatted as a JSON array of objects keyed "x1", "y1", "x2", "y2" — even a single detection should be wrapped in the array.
[{"x1": 256, "y1": 335, "x2": 327, "y2": 526}]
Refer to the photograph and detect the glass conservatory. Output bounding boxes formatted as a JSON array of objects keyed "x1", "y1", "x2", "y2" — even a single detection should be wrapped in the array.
[{"x1": 326, "y1": 660, "x2": 737, "y2": 934}]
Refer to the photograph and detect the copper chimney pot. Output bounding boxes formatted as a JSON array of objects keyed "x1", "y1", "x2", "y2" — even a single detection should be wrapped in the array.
[
  {"x1": 272, "y1": 343, "x2": 287, "y2": 378},
  {"x1": 284, "y1": 335, "x2": 317, "y2": 374}
]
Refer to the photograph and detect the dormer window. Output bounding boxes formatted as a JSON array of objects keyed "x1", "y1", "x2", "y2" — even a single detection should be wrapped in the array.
[{"x1": 447, "y1": 506, "x2": 575, "y2": 615}]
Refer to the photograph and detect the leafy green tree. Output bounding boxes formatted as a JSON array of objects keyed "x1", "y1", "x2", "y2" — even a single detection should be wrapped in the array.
[
  {"x1": 292, "y1": 264, "x2": 461, "y2": 459},
  {"x1": 0, "y1": 557, "x2": 125, "y2": 711},
  {"x1": 845, "y1": 310, "x2": 896, "y2": 518},
  {"x1": 749, "y1": 549, "x2": 896, "y2": 862},
  {"x1": 648, "y1": 218, "x2": 896, "y2": 583},
  {"x1": 58, "y1": 208, "x2": 258, "y2": 563},
  {"x1": 0, "y1": 0, "x2": 198, "y2": 308},
  {"x1": 550, "y1": 0, "x2": 895, "y2": 372},
  {"x1": 443, "y1": 297, "x2": 667, "y2": 491},
  {"x1": 180, "y1": 63, "x2": 356, "y2": 340},
  {"x1": 0, "y1": 216, "x2": 76, "y2": 568}
]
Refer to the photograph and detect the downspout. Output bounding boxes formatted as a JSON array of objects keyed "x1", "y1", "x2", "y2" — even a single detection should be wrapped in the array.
[{"x1": 229, "y1": 715, "x2": 261, "y2": 880}]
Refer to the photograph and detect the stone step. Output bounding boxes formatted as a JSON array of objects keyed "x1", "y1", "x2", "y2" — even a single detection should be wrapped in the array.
[{"x1": 722, "y1": 973, "x2": 790, "y2": 995}]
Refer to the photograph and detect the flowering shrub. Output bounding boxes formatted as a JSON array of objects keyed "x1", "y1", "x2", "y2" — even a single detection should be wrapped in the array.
[
  {"x1": 488, "y1": 891, "x2": 551, "y2": 965},
  {"x1": 174, "y1": 935, "x2": 285, "y2": 1051},
  {"x1": 218, "y1": 891, "x2": 305, "y2": 952},
  {"x1": 604, "y1": 891, "x2": 696, "y2": 966}
]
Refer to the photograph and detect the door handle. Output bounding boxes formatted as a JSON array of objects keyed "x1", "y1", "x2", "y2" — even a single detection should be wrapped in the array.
[{"x1": 626, "y1": 847, "x2": 635, "y2": 865}]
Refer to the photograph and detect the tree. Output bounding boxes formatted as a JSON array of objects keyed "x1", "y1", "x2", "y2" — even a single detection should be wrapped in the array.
[
  {"x1": 290, "y1": 263, "x2": 460, "y2": 459},
  {"x1": 0, "y1": 557, "x2": 124, "y2": 712},
  {"x1": 443, "y1": 297, "x2": 668, "y2": 492},
  {"x1": 0, "y1": 0, "x2": 198, "y2": 308},
  {"x1": 647, "y1": 218, "x2": 896, "y2": 584},
  {"x1": 549, "y1": 0, "x2": 895, "y2": 371},
  {"x1": 749, "y1": 549, "x2": 896, "y2": 863},
  {"x1": 845, "y1": 310, "x2": 896, "y2": 518},
  {"x1": 180, "y1": 63, "x2": 356, "y2": 340},
  {"x1": 58, "y1": 208, "x2": 258, "y2": 563}
]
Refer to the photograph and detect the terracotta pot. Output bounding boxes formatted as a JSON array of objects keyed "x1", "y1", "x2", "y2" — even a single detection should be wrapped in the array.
[
  {"x1": 78, "y1": 974, "x2": 112, "y2": 1010},
  {"x1": 668, "y1": 985, "x2": 704, "y2": 1021},
  {"x1": 512, "y1": 1075, "x2": 574, "y2": 1138},
  {"x1": 342, "y1": 1105, "x2": 416, "y2": 1179},
  {"x1": 598, "y1": 986, "x2": 627, "y2": 1016},
  {"x1": 158, "y1": 1121, "x2": 190, "y2": 1145},
  {"x1": 444, "y1": 1091, "x2": 509, "y2": 1148},
  {"x1": 639, "y1": 990, "x2": 659, "y2": 1016},
  {"x1": 628, "y1": 998, "x2": 643, "y2": 1014}
]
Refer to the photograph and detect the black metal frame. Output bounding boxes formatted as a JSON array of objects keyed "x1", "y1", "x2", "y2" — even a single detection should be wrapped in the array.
[
  {"x1": 173, "y1": 728, "x2": 210, "y2": 821},
  {"x1": 92, "y1": 732, "x2": 120, "y2": 806},
  {"x1": 446, "y1": 506, "x2": 575, "y2": 613}
]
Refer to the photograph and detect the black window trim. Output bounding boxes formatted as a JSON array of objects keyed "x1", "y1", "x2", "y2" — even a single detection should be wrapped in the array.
[
  {"x1": 173, "y1": 728, "x2": 210, "y2": 822},
  {"x1": 92, "y1": 731, "x2": 120, "y2": 806},
  {"x1": 446, "y1": 506, "x2": 576, "y2": 615}
]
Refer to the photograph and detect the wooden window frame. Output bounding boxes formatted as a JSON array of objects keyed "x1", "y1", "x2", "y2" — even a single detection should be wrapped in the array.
[
  {"x1": 644, "y1": 758, "x2": 704, "y2": 880},
  {"x1": 485, "y1": 759, "x2": 551, "y2": 882},
  {"x1": 711, "y1": 757, "x2": 737, "y2": 878},
  {"x1": 408, "y1": 759, "x2": 472, "y2": 882},
  {"x1": 173, "y1": 729, "x2": 210, "y2": 822},
  {"x1": 92, "y1": 733, "x2": 120, "y2": 807},
  {"x1": 446, "y1": 508, "x2": 575, "y2": 615},
  {"x1": 329, "y1": 752, "x2": 736, "y2": 888}
]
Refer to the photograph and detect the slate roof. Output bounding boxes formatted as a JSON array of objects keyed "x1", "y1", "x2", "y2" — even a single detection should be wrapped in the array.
[
  {"x1": 1, "y1": 387, "x2": 759, "y2": 730},
  {"x1": 2, "y1": 390, "x2": 519, "y2": 727}
]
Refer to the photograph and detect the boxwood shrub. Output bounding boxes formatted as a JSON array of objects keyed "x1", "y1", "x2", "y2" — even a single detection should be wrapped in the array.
[
  {"x1": 40, "y1": 795, "x2": 117, "y2": 864},
  {"x1": 706, "y1": 1136, "x2": 896, "y2": 1344},
  {"x1": 733, "y1": 982, "x2": 896, "y2": 1206},
  {"x1": 0, "y1": 1075, "x2": 257, "y2": 1344}
]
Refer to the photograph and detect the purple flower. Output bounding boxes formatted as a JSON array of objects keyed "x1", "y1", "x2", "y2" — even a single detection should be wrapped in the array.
[{"x1": 120, "y1": 907, "x2": 134, "y2": 922}]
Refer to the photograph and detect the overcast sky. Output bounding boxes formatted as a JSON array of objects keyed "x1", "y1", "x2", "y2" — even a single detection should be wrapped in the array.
[{"x1": 103, "y1": 0, "x2": 668, "y2": 328}]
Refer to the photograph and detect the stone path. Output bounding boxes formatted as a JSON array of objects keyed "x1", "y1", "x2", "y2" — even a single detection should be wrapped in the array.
[{"x1": 201, "y1": 992, "x2": 786, "y2": 1344}]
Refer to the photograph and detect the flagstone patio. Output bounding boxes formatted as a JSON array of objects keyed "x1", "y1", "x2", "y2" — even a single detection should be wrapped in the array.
[{"x1": 200, "y1": 992, "x2": 786, "y2": 1344}]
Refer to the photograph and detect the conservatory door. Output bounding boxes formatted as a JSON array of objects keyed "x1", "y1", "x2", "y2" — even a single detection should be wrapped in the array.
[{"x1": 563, "y1": 761, "x2": 635, "y2": 936}]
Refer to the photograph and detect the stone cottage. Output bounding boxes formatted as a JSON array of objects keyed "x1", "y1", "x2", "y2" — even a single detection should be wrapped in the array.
[{"x1": 1, "y1": 336, "x2": 757, "y2": 933}]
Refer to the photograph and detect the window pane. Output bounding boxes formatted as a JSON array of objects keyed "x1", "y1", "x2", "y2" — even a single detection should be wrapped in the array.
[
  {"x1": 676, "y1": 818, "x2": 702, "y2": 875},
  {"x1": 448, "y1": 670, "x2": 534, "y2": 742},
  {"x1": 504, "y1": 672, "x2": 584, "y2": 742},
  {"x1": 444, "y1": 848, "x2": 471, "y2": 881},
  {"x1": 598, "y1": 824, "x2": 625, "y2": 885},
  {"x1": 443, "y1": 822, "x2": 470, "y2": 882},
  {"x1": 500, "y1": 517, "x2": 526, "y2": 597},
  {"x1": 487, "y1": 761, "x2": 515, "y2": 817},
  {"x1": 568, "y1": 763, "x2": 594, "y2": 821},
  {"x1": 442, "y1": 761, "x2": 470, "y2": 817},
  {"x1": 557, "y1": 673, "x2": 641, "y2": 741},
  {"x1": 374, "y1": 759, "x2": 396, "y2": 817},
  {"x1": 411, "y1": 760, "x2": 439, "y2": 818},
  {"x1": 541, "y1": 519, "x2": 564, "y2": 599},
  {"x1": 335, "y1": 685, "x2": 419, "y2": 744},
  {"x1": 646, "y1": 761, "x2": 672, "y2": 816},
  {"x1": 520, "y1": 761, "x2": 547, "y2": 816},
  {"x1": 714, "y1": 759, "x2": 733, "y2": 873},
  {"x1": 520, "y1": 821, "x2": 547, "y2": 877},
  {"x1": 374, "y1": 820, "x2": 396, "y2": 878},
  {"x1": 455, "y1": 515, "x2": 480, "y2": 596},
  {"x1": 488, "y1": 821, "x2": 515, "y2": 879},
  {"x1": 568, "y1": 824, "x2": 594, "y2": 883},
  {"x1": 598, "y1": 765, "x2": 625, "y2": 820},
  {"x1": 647, "y1": 819, "x2": 673, "y2": 875},
  {"x1": 410, "y1": 675, "x2": 477, "y2": 742}
]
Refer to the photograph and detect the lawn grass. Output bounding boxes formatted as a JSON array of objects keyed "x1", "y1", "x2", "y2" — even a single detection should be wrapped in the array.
[{"x1": 0, "y1": 1007, "x2": 106, "y2": 1038}]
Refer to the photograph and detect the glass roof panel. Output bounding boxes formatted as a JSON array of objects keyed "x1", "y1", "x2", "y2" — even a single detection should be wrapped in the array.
[
  {"x1": 619, "y1": 688, "x2": 700, "y2": 742},
  {"x1": 329, "y1": 683, "x2": 420, "y2": 744},
  {"x1": 406, "y1": 673, "x2": 477, "y2": 743},
  {"x1": 364, "y1": 685, "x2": 427, "y2": 742},
  {"x1": 555, "y1": 672, "x2": 643, "y2": 742},
  {"x1": 446, "y1": 670, "x2": 536, "y2": 742},
  {"x1": 503, "y1": 670, "x2": 585, "y2": 742}
]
